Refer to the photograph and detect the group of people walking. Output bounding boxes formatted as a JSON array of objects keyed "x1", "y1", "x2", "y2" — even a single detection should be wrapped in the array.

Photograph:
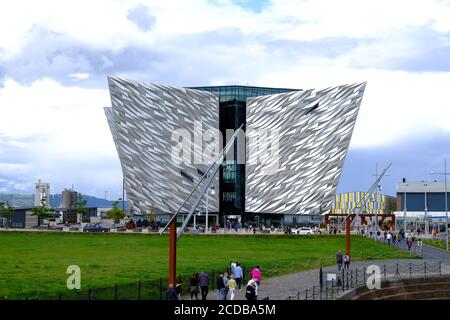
[
  {"x1": 215, "y1": 272, "x2": 237, "y2": 300},
  {"x1": 381, "y1": 229, "x2": 423, "y2": 254},
  {"x1": 166, "y1": 263, "x2": 263, "y2": 301},
  {"x1": 361, "y1": 226, "x2": 426, "y2": 255},
  {"x1": 335, "y1": 250, "x2": 350, "y2": 271}
]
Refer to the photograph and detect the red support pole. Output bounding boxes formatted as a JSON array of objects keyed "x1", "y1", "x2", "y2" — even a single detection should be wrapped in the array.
[
  {"x1": 346, "y1": 218, "x2": 351, "y2": 261},
  {"x1": 168, "y1": 214, "x2": 177, "y2": 286}
]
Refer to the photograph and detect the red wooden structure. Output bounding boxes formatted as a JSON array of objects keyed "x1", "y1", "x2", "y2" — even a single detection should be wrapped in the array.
[
  {"x1": 324, "y1": 213, "x2": 396, "y2": 230},
  {"x1": 324, "y1": 213, "x2": 396, "y2": 261}
]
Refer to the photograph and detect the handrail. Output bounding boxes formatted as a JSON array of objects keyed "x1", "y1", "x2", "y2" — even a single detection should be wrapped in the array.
[{"x1": 160, "y1": 124, "x2": 244, "y2": 239}]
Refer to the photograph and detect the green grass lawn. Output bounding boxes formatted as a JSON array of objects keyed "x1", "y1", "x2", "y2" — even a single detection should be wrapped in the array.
[
  {"x1": 423, "y1": 239, "x2": 449, "y2": 251},
  {"x1": 0, "y1": 232, "x2": 412, "y2": 299}
]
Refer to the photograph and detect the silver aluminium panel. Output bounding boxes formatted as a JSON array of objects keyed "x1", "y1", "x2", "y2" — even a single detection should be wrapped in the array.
[
  {"x1": 105, "y1": 77, "x2": 219, "y2": 215},
  {"x1": 245, "y1": 83, "x2": 366, "y2": 214}
]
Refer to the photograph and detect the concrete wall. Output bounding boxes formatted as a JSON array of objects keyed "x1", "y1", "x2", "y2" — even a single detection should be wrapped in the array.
[{"x1": 339, "y1": 276, "x2": 450, "y2": 300}]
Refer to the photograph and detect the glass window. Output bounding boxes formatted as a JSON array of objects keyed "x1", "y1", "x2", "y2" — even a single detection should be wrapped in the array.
[
  {"x1": 223, "y1": 192, "x2": 236, "y2": 202},
  {"x1": 180, "y1": 170, "x2": 194, "y2": 183}
]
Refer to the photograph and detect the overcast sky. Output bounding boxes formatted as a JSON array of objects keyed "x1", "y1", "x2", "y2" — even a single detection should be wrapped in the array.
[{"x1": 1, "y1": 0, "x2": 450, "y2": 199}]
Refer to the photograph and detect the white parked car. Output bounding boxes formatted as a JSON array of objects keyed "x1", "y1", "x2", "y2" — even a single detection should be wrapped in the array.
[{"x1": 292, "y1": 227, "x2": 314, "y2": 235}]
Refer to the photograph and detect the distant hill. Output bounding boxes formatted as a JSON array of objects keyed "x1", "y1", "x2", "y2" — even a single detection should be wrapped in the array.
[{"x1": 0, "y1": 193, "x2": 128, "y2": 209}]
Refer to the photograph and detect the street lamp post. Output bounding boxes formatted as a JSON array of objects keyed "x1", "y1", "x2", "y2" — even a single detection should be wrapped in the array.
[
  {"x1": 372, "y1": 163, "x2": 389, "y2": 238},
  {"x1": 424, "y1": 182, "x2": 428, "y2": 236},
  {"x1": 374, "y1": 164, "x2": 379, "y2": 237},
  {"x1": 193, "y1": 211, "x2": 196, "y2": 227},
  {"x1": 403, "y1": 189, "x2": 407, "y2": 233},
  {"x1": 205, "y1": 186, "x2": 215, "y2": 234},
  {"x1": 446, "y1": 160, "x2": 449, "y2": 251},
  {"x1": 431, "y1": 159, "x2": 449, "y2": 251},
  {"x1": 446, "y1": 160, "x2": 449, "y2": 252}
]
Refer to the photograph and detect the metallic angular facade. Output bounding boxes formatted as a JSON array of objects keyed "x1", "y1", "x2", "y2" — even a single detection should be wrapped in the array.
[
  {"x1": 105, "y1": 77, "x2": 219, "y2": 215},
  {"x1": 245, "y1": 83, "x2": 366, "y2": 214},
  {"x1": 105, "y1": 78, "x2": 365, "y2": 217}
]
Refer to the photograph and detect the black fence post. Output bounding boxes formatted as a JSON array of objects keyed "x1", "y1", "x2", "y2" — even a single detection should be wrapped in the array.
[
  {"x1": 439, "y1": 261, "x2": 442, "y2": 276},
  {"x1": 298, "y1": 291, "x2": 301, "y2": 300},
  {"x1": 396, "y1": 263, "x2": 399, "y2": 278},
  {"x1": 212, "y1": 271, "x2": 215, "y2": 290},
  {"x1": 355, "y1": 269, "x2": 358, "y2": 286},
  {"x1": 383, "y1": 265, "x2": 386, "y2": 279},
  {"x1": 342, "y1": 269, "x2": 345, "y2": 291},
  {"x1": 88, "y1": 288, "x2": 91, "y2": 300},
  {"x1": 325, "y1": 279, "x2": 328, "y2": 300},
  {"x1": 334, "y1": 279, "x2": 337, "y2": 298},
  {"x1": 409, "y1": 263, "x2": 412, "y2": 278},
  {"x1": 319, "y1": 267, "x2": 323, "y2": 290},
  {"x1": 138, "y1": 280, "x2": 141, "y2": 300},
  {"x1": 363, "y1": 267, "x2": 366, "y2": 284},
  {"x1": 159, "y1": 277, "x2": 162, "y2": 300},
  {"x1": 331, "y1": 279, "x2": 334, "y2": 299},
  {"x1": 347, "y1": 271, "x2": 350, "y2": 290},
  {"x1": 424, "y1": 262, "x2": 427, "y2": 278},
  {"x1": 350, "y1": 270, "x2": 353, "y2": 288},
  {"x1": 313, "y1": 286, "x2": 315, "y2": 300}
]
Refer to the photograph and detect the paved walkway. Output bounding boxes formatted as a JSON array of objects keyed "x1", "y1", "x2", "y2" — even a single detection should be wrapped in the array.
[
  {"x1": 373, "y1": 237, "x2": 450, "y2": 260},
  {"x1": 183, "y1": 258, "x2": 450, "y2": 301},
  {"x1": 187, "y1": 237, "x2": 450, "y2": 301}
]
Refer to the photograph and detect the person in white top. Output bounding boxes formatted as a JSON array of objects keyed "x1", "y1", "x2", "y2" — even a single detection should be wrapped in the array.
[
  {"x1": 416, "y1": 239, "x2": 423, "y2": 256},
  {"x1": 386, "y1": 232, "x2": 392, "y2": 246}
]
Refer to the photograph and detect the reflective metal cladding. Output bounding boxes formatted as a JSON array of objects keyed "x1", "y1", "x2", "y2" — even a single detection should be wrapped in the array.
[
  {"x1": 105, "y1": 77, "x2": 366, "y2": 216},
  {"x1": 245, "y1": 83, "x2": 366, "y2": 214},
  {"x1": 105, "y1": 77, "x2": 220, "y2": 215}
]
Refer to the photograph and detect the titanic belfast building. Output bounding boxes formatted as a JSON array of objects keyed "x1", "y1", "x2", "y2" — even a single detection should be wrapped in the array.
[{"x1": 105, "y1": 77, "x2": 366, "y2": 226}]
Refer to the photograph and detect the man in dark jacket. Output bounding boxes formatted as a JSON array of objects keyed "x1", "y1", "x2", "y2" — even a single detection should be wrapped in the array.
[
  {"x1": 199, "y1": 271, "x2": 209, "y2": 300},
  {"x1": 216, "y1": 273, "x2": 225, "y2": 300},
  {"x1": 336, "y1": 250, "x2": 343, "y2": 271},
  {"x1": 167, "y1": 283, "x2": 178, "y2": 300}
]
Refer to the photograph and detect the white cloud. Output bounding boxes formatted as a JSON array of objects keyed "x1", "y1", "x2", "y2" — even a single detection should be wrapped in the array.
[
  {"x1": 0, "y1": 0, "x2": 151, "y2": 58},
  {"x1": 256, "y1": 66, "x2": 450, "y2": 148},
  {"x1": 0, "y1": 78, "x2": 124, "y2": 196},
  {"x1": 2, "y1": 0, "x2": 449, "y2": 59},
  {"x1": 69, "y1": 73, "x2": 90, "y2": 80},
  {"x1": 1, "y1": 0, "x2": 450, "y2": 196},
  {"x1": 269, "y1": 0, "x2": 450, "y2": 40},
  {"x1": 0, "y1": 78, "x2": 110, "y2": 146}
]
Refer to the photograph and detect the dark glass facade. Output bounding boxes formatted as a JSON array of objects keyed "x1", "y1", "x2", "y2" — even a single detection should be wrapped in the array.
[
  {"x1": 190, "y1": 85, "x2": 299, "y2": 217},
  {"x1": 398, "y1": 193, "x2": 450, "y2": 212}
]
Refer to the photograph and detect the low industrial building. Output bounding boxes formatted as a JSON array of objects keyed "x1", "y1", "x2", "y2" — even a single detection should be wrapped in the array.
[
  {"x1": 394, "y1": 180, "x2": 450, "y2": 233},
  {"x1": 8, "y1": 207, "x2": 38, "y2": 228}
]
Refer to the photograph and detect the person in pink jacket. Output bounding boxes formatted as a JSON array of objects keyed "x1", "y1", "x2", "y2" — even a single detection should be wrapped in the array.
[{"x1": 251, "y1": 266, "x2": 262, "y2": 286}]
